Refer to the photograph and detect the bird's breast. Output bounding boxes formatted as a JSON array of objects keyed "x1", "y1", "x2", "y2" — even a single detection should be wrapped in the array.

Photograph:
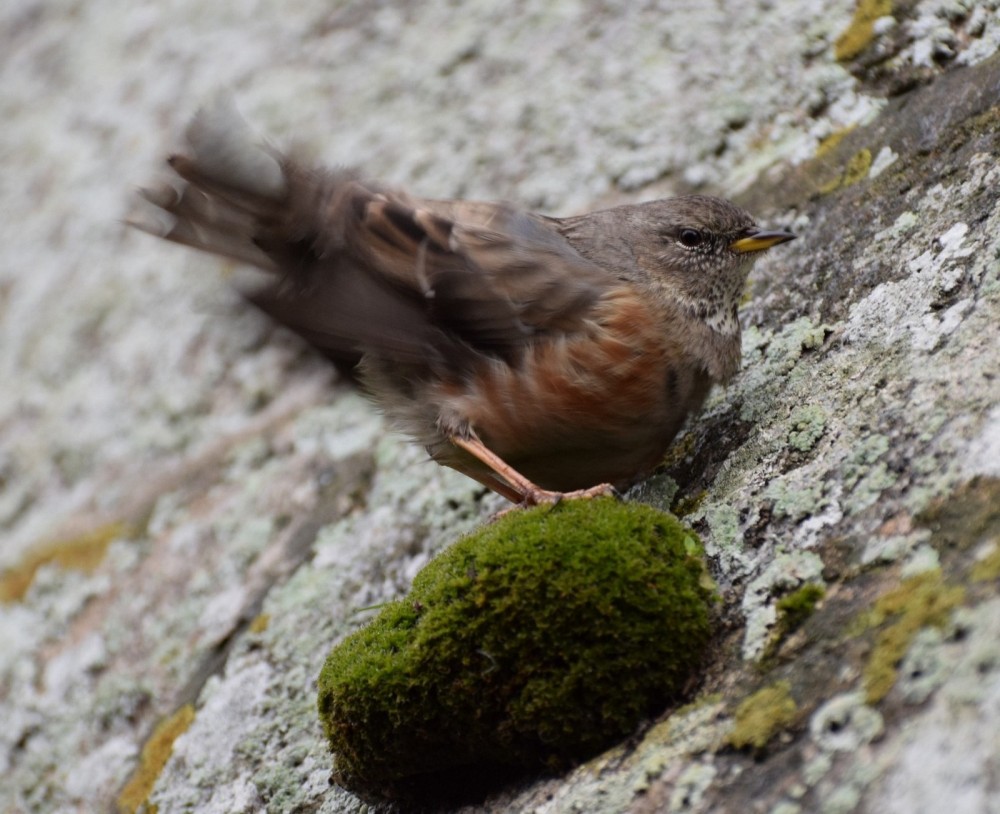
[{"x1": 429, "y1": 288, "x2": 710, "y2": 488}]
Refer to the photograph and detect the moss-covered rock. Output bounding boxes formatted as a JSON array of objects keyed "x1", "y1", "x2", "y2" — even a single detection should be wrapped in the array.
[{"x1": 316, "y1": 498, "x2": 714, "y2": 801}]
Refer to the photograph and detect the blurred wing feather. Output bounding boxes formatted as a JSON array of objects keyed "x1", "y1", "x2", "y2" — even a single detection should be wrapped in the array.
[{"x1": 130, "y1": 103, "x2": 612, "y2": 368}]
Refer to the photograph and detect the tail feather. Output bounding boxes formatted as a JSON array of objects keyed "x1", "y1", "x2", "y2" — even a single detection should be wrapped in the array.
[
  {"x1": 178, "y1": 96, "x2": 286, "y2": 201},
  {"x1": 128, "y1": 97, "x2": 458, "y2": 369},
  {"x1": 131, "y1": 185, "x2": 275, "y2": 271},
  {"x1": 128, "y1": 97, "x2": 292, "y2": 270}
]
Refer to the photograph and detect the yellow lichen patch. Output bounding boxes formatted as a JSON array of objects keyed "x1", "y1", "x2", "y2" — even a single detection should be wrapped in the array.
[
  {"x1": 834, "y1": 0, "x2": 893, "y2": 62},
  {"x1": 0, "y1": 522, "x2": 132, "y2": 604},
  {"x1": 816, "y1": 126, "x2": 857, "y2": 158},
  {"x1": 818, "y1": 147, "x2": 874, "y2": 194},
  {"x1": 248, "y1": 612, "x2": 271, "y2": 634},
  {"x1": 727, "y1": 681, "x2": 798, "y2": 750},
  {"x1": 818, "y1": 176, "x2": 844, "y2": 195},
  {"x1": 862, "y1": 570, "x2": 964, "y2": 703},
  {"x1": 117, "y1": 704, "x2": 195, "y2": 814},
  {"x1": 971, "y1": 540, "x2": 1000, "y2": 582},
  {"x1": 660, "y1": 432, "x2": 698, "y2": 469},
  {"x1": 842, "y1": 149, "x2": 873, "y2": 186}
]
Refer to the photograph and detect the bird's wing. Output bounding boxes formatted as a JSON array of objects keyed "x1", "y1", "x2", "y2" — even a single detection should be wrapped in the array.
[
  {"x1": 351, "y1": 193, "x2": 613, "y2": 354},
  {"x1": 129, "y1": 100, "x2": 612, "y2": 368}
]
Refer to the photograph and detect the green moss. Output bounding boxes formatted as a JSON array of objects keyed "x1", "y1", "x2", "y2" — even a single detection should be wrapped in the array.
[
  {"x1": 834, "y1": 0, "x2": 893, "y2": 62},
  {"x1": 758, "y1": 583, "x2": 827, "y2": 666},
  {"x1": 0, "y1": 522, "x2": 133, "y2": 604},
  {"x1": 317, "y1": 499, "x2": 713, "y2": 801},
  {"x1": 777, "y1": 584, "x2": 826, "y2": 635},
  {"x1": 117, "y1": 704, "x2": 195, "y2": 814},
  {"x1": 861, "y1": 571, "x2": 965, "y2": 703},
  {"x1": 727, "y1": 681, "x2": 798, "y2": 750}
]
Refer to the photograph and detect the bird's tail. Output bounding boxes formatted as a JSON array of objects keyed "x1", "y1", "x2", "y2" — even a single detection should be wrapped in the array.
[
  {"x1": 128, "y1": 97, "x2": 307, "y2": 272},
  {"x1": 126, "y1": 99, "x2": 446, "y2": 370}
]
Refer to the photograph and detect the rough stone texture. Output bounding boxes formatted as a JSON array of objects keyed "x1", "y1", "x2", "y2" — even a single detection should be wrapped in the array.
[{"x1": 2, "y1": 1, "x2": 999, "y2": 813}]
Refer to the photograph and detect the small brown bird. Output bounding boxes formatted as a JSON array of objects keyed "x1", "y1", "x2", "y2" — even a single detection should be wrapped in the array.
[{"x1": 131, "y1": 100, "x2": 794, "y2": 505}]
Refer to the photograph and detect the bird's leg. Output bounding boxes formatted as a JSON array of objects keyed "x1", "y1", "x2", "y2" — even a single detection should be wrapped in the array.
[
  {"x1": 447, "y1": 462, "x2": 526, "y2": 505},
  {"x1": 449, "y1": 434, "x2": 618, "y2": 507}
]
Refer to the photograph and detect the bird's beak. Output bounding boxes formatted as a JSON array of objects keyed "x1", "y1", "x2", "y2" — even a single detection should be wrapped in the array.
[{"x1": 730, "y1": 229, "x2": 796, "y2": 253}]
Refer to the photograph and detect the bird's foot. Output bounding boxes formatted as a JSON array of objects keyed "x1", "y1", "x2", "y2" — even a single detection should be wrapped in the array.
[
  {"x1": 520, "y1": 482, "x2": 619, "y2": 508},
  {"x1": 487, "y1": 482, "x2": 619, "y2": 522}
]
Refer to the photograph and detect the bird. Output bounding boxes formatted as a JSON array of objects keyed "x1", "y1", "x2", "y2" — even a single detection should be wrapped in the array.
[{"x1": 129, "y1": 99, "x2": 795, "y2": 505}]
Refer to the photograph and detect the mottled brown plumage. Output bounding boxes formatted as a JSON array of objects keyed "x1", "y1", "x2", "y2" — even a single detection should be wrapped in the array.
[{"x1": 131, "y1": 100, "x2": 795, "y2": 504}]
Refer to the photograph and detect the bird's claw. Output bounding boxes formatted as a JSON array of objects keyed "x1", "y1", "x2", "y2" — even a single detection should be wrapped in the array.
[{"x1": 520, "y1": 482, "x2": 619, "y2": 508}]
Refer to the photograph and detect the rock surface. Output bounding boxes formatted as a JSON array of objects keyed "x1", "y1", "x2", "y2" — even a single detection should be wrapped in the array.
[{"x1": 2, "y1": 1, "x2": 1000, "y2": 813}]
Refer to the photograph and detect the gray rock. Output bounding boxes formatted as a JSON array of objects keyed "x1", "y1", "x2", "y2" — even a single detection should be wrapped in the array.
[{"x1": 2, "y1": 1, "x2": 999, "y2": 812}]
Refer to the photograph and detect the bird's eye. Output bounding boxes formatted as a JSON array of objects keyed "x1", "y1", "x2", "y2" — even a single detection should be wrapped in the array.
[{"x1": 679, "y1": 228, "x2": 703, "y2": 248}]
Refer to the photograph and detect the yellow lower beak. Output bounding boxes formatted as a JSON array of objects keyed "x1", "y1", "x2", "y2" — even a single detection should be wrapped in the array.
[{"x1": 730, "y1": 230, "x2": 796, "y2": 253}]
